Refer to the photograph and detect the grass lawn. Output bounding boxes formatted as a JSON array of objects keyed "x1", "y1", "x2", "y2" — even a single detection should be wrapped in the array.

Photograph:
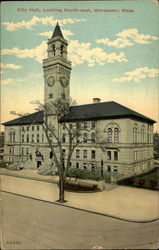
[
  {"x1": 67, "y1": 168, "x2": 124, "y2": 183},
  {"x1": 117, "y1": 167, "x2": 159, "y2": 190}
]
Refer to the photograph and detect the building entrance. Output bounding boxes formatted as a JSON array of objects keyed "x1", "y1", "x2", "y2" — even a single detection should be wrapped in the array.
[{"x1": 37, "y1": 161, "x2": 41, "y2": 169}]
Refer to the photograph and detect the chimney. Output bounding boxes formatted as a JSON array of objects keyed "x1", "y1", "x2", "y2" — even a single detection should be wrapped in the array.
[{"x1": 93, "y1": 98, "x2": 101, "y2": 104}]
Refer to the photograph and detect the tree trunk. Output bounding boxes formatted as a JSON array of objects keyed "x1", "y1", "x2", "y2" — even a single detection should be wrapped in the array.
[{"x1": 58, "y1": 174, "x2": 66, "y2": 203}]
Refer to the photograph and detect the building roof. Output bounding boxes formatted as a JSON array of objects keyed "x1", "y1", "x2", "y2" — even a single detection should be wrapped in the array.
[
  {"x1": 60, "y1": 101, "x2": 155, "y2": 123},
  {"x1": 51, "y1": 22, "x2": 64, "y2": 39},
  {"x1": 3, "y1": 101, "x2": 155, "y2": 127},
  {"x1": 3, "y1": 111, "x2": 44, "y2": 126}
]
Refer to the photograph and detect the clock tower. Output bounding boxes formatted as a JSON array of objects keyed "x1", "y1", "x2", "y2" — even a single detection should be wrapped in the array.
[{"x1": 43, "y1": 23, "x2": 71, "y2": 105}]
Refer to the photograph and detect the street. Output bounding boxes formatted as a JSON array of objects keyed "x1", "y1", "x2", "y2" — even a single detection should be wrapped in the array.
[{"x1": 1, "y1": 192, "x2": 159, "y2": 249}]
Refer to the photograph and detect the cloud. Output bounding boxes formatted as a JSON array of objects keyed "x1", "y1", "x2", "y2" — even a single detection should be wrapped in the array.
[
  {"x1": 112, "y1": 67, "x2": 159, "y2": 82},
  {"x1": 38, "y1": 29, "x2": 74, "y2": 40},
  {"x1": 1, "y1": 63, "x2": 23, "y2": 69},
  {"x1": 1, "y1": 78, "x2": 24, "y2": 85},
  {"x1": 2, "y1": 39, "x2": 127, "y2": 66},
  {"x1": 2, "y1": 41, "x2": 47, "y2": 63},
  {"x1": 96, "y1": 28, "x2": 159, "y2": 48},
  {"x1": 2, "y1": 16, "x2": 86, "y2": 31},
  {"x1": 68, "y1": 40, "x2": 128, "y2": 67}
]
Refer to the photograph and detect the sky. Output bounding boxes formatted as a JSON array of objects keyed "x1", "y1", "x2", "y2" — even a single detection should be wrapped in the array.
[{"x1": 1, "y1": 0, "x2": 159, "y2": 132}]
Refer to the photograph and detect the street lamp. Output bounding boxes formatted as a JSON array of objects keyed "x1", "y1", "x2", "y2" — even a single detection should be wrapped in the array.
[{"x1": 101, "y1": 159, "x2": 103, "y2": 179}]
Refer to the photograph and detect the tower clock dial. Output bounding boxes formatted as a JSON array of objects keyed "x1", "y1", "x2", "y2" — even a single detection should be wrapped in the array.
[
  {"x1": 47, "y1": 76, "x2": 55, "y2": 87},
  {"x1": 59, "y1": 76, "x2": 69, "y2": 88}
]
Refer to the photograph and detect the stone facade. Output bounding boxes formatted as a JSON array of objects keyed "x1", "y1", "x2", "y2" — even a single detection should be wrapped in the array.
[{"x1": 3, "y1": 117, "x2": 154, "y2": 175}]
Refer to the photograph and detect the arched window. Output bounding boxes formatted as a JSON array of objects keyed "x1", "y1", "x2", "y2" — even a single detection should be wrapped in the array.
[
  {"x1": 50, "y1": 151, "x2": 53, "y2": 159},
  {"x1": 12, "y1": 132, "x2": 15, "y2": 142},
  {"x1": 52, "y1": 45, "x2": 55, "y2": 56},
  {"x1": 83, "y1": 133, "x2": 87, "y2": 143},
  {"x1": 91, "y1": 133, "x2": 96, "y2": 143},
  {"x1": 9, "y1": 130, "x2": 16, "y2": 142},
  {"x1": 61, "y1": 45, "x2": 64, "y2": 56},
  {"x1": 107, "y1": 128, "x2": 112, "y2": 142},
  {"x1": 133, "y1": 127, "x2": 138, "y2": 143},
  {"x1": 114, "y1": 128, "x2": 119, "y2": 143},
  {"x1": 141, "y1": 126, "x2": 145, "y2": 143},
  {"x1": 9, "y1": 131, "x2": 12, "y2": 142}
]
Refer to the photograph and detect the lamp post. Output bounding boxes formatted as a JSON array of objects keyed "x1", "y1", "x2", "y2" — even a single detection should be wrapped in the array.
[
  {"x1": 99, "y1": 159, "x2": 105, "y2": 190},
  {"x1": 101, "y1": 159, "x2": 103, "y2": 179}
]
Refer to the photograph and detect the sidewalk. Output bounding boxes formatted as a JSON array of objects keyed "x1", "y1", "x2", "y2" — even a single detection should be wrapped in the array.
[{"x1": 0, "y1": 168, "x2": 159, "y2": 222}]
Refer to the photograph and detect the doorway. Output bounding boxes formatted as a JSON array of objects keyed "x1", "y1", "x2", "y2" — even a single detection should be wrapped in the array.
[{"x1": 37, "y1": 161, "x2": 41, "y2": 169}]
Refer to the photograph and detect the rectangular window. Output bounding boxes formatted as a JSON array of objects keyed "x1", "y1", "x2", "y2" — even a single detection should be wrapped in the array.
[
  {"x1": 62, "y1": 149, "x2": 65, "y2": 156},
  {"x1": 22, "y1": 148, "x2": 24, "y2": 155},
  {"x1": 83, "y1": 122, "x2": 87, "y2": 129},
  {"x1": 83, "y1": 150, "x2": 87, "y2": 158},
  {"x1": 26, "y1": 148, "x2": 29, "y2": 155},
  {"x1": 69, "y1": 162, "x2": 72, "y2": 167},
  {"x1": 22, "y1": 127, "x2": 25, "y2": 131},
  {"x1": 107, "y1": 151, "x2": 111, "y2": 160},
  {"x1": 92, "y1": 121, "x2": 95, "y2": 129},
  {"x1": 83, "y1": 133, "x2": 87, "y2": 143},
  {"x1": 22, "y1": 134, "x2": 24, "y2": 143},
  {"x1": 76, "y1": 149, "x2": 80, "y2": 158},
  {"x1": 76, "y1": 123, "x2": 80, "y2": 129},
  {"x1": 32, "y1": 134, "x2": 34, "y2": 142},
  {"x1": 32, "y1": 126, "x2": 34, "y2": 131},
  {"x1": 37, "y1": 126, "x2": 39, "y2": 131},
  {"x1": 91, "y1": 164, "x2": 96, "y2": 171},
  {"x1": 49, "y1": 151, "x2": 53, "y2": 159},
  {"x1": 27, "y1": 126, "x2": 29, "y2": 131},
  {"x1": 83, "y1": 163, "x2": 87, "y2": 169},
  {"x1": 113, "y1": 166, "x2": 118, "y2": 173},
  {"x1": 26, "y1": 134, "x2": 29, "y2": 143},
  {"x1": 76, "y1": 134, "x2": 80, "y2": 143},
  {"x1": 134, "y1": 151, "x2": 137, "y2": 161},
  {"x1": 49, "y1": 93, "x2": 53, "y2": 99},
  {"x1": 9, "y1": 147, "x2": 11, "y2": 154},
  {"x1": 37, "y1": 134, "x2": 40, "y2": 143},
  {"x1": 114, "y1": 151, "x2": 118, "y2": 161},
  {"x1": 76, "y1": 162, "x2": 79, "y2": 169},
  {"x1": 107, "y1": 165, "x2": 111, "y2": 172},
  {"x1": 91, "y1": 150, "x2": 96, "y2": 159},
  {"x1": 62, "y1": 134, "x2": 66, "y2": 143}
]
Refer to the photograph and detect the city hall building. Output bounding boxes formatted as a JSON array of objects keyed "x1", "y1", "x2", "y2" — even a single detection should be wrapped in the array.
[{"x1": 3, "y1": 23, "x2": 155, "y2": 175}]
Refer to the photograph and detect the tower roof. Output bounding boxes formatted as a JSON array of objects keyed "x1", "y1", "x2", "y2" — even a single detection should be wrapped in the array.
[{"x1": 51, "y1": 22, "x2": 64, "y2": 39}]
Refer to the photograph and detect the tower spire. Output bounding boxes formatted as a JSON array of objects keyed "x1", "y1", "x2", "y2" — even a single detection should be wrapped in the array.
[{"x1": 51, "y1": 22, "x2": 64, "y2": 39}]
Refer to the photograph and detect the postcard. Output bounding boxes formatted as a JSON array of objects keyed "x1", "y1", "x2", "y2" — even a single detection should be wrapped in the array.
[{"x1": 1, "y1": 1, "x2": 159, "y2": 249}]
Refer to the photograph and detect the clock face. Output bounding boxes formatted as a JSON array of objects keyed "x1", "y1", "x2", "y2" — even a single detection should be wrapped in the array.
[
  {"x1": 59, "y1": 76, "x2": 69, "y2": 88},
  {"x1": 47, "y1": 76, "x2": 55, "y2": 87}
]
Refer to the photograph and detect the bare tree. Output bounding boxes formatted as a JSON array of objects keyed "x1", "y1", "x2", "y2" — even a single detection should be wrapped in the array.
[{"x1": 31, "y1": 97, "x2": 89, "y2": 203}]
